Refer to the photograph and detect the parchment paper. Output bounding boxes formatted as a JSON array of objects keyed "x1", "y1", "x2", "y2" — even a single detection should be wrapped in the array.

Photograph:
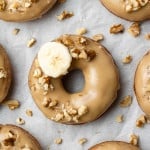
[{"x1": 0, "y1": 0, "x2": 150, "y2": 149}]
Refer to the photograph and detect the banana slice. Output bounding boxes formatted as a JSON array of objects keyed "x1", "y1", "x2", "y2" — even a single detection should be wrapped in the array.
[{"x1": 38, "y1": 42, "x2": 72, "y2": 78}]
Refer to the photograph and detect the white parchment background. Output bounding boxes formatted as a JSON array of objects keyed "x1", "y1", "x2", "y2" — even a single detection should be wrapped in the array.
[{"x1": 0, "y1": 0, "x2": 150, "y2": 149}]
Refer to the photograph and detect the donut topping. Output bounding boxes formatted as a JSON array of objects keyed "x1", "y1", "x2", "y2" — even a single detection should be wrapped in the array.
[
  {"x1": 124, "y1": 0, "x2": 149, "y2": 12},
  {"x1": 38, "y1": 42, "x2": 72, "y2": 78},
  {"x1": 0, "y1": 0, "x2": 6, "y2": 11},
  {"x1": 0, "y1": 68, "x2": 7, "y2": 78}
]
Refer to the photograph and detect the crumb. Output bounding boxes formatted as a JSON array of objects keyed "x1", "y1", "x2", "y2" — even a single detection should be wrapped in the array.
[
  {"x1": 122, "y1": 55, "x2": 132, "y2": 64},
  {"x1": 119, "y1": 95, "x2": 132, "y2": 107},
  {"x1": 116, "y1": 115, "x2": 124, "y2": 123},
  {"x1": 27, "y1": 38, "x2": 36, "y2": 48},
  {"x1": 76, "y1": 28, "x2": 87, "y2": 35},
  {"x1": 12, "y1": 28, "x2": 20, "y2": 35},
  {"x1": 54, "y1": 138, "x2": 63, "y2": 144},
  {"x1": 110, "y1": 24, "x2": 124, "y2": 34},
  {"x1": 57, "y1": 10, "x2": 74, "y2": 21},
  {"x1": 92, "y1": 34, "x2": 104, "y2": 42},
  {"x1": 128, "y1": 23, "x2": 141, "y2": 37},
  {"x1": 78, "y1": 138, "x2": 87, "y2": 145},
  {"x1": 26, "y1": 109, "x2": 33, "y2": 117},
  {"x1": 136, "y1": 114, "x2": 147, "y2": 128},
  {"x1": 16, "y1": 117, "x2": 25, "y2": 125},
  {"x1": 129, "y1": 134, "x2": 139, "y2": 146}
]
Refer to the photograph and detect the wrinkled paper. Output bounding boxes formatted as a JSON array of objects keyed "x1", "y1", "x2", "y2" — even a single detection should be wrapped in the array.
[{"x1": 0, "y1": 0, "x2": 150, "y2": 149}]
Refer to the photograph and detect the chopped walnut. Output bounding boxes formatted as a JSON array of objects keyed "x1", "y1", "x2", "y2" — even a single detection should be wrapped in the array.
[
  {"x1": 54, "y1": 138, "x2": 63, "y2": 144},
  {"x1": 48, "y1": 100, "x2": 58, "y2": 108},
  {"x1": 50, "y1": 84, "x2": 55, "y2": 91},
  {"x1": 4, "y1": 100, "x2": 20, "y2": 110},
  {"x1": 76, "y1": 28, "x2": 87, "y2": 35},
  {"x1": 122, "y1": 55, "x2": 132, "y2": 64},
  {"x1": 92, "y1": 34, "x2": 104, "y2": 42},
  {"x1": 124, "y1": 0, "x2": 149, "y2": 12},
  {"x1": 79, "y1": 50, "x2": 88, "y2": 59},
  {"x1": 54, "y1": 113, "x2": 64, "y2": 121},
  {"x1": 145, "y1": 33, "x2": 150, "y2": 40},
  {"x1": 0, "y1": 0, "x2": 6, "y2": 11},
  {"x1": 136, "y1": 114, "x2": 147, "y2": 127},
  {"x1": 110, "y1": 24, "x2": 124, "y2": 34},
  {"x1": 116, "y1": 115, "x2": 124, "y2": 123},
  {"x1": 42, "y1": 98, "x2": 50, "y2": 107},
  {"x1": 57, "y1": 10, "x2": 74, "y2": 21},
  {"x1": 26, "y1": 109, "x2": 33, "y2": 117},
  {"x1": 12, "y1": 28, "x2": 20, "y2": 35},
  {"x1": 33, "y1": 68, "x2": 42, "y2": 78},
  {"x1": 2, "y1": 137, "x2": 16, "y2": 146},
  {"x1": 16, "y1": 117, "x2": 25, "y2": 125},
  {"x1": 27, "y1": 38, "x2": 36, "y2": 48},
  {"x1": 78, "y1": 105, "x2": 88, "y2": 116},
  {"x1": 129, "y1": 134, "x2": 139, "y2": 146},
  {"x1": 128, "y1": 23, "x2": 141, "y2": 37},
  {"x1": 119, "y1": 95, "x2": 132, "y2": 107},
  {"x1": 79, "y1": 138, "x2": 87, "y2": 145},
  {"x1": 0, "y1": 68, "x2": 7, "y2": 78},
  {"x1": 78, "y1": 37, "x2": 88, "y2": 45}
]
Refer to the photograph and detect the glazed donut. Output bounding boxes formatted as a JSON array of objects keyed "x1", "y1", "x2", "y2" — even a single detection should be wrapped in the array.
[
  {"x1": 100, "y1": 0, "x2": 150, "y2": 21},
  {"x1": 134, "y1": 51, "x2": 150, "y2": 116},
  {"x1": 0, "y1": 124, "x2": 41, "y2": 150},
  {"x1": 0, "y1": 45, "x2": 11, "y2": 103},
  {"x1": 0, "y1": 0, "x2": 57, "y2": 22},
  {"x1": 28, "y1": 34, "x2": 119, "y2": 124},
  {"x1": 89, "y1": 141, "x2": 140, "y2": 150}
]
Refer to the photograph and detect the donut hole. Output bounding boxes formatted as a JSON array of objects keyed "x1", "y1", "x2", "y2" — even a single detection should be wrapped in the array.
[{"x1": 62, "y1": 69, "x2": 85, "y2": 94}]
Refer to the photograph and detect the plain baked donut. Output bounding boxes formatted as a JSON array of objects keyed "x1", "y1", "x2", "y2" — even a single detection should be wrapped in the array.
[
  {"x1": 89, "y1": 141, "x2": 140, "y2": 150},
  {"x1": 0, "y1": 0, "x2": 57, "y2": 22},
  {"x1": 0, "y1": 124, "x2": 41, "y2": 149},
  {"x1": 100, "y1": 0, "x2": 150, "y2": 21},
  {"x1": 0, "y1": 45, "x2": 11, "y2": 103},
  {"x1": 28, "y1": 34, "x2": 120, "y2": 124},
  {"x1": 134, "y1": 51, "x2": 150, "y2": 116}
]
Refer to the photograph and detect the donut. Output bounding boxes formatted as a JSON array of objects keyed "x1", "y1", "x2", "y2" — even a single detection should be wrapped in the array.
[
  {"x1": 28, "y1": 34, "x2": 120, "y2": 124},
  {"x1": 0, "y1": 45, "x2": 11, "y2": 103},
  {"x1": 100, "y1": 0, "x2": 150, "y2": 21},
  {"x1": 134, "y1": 51, "x2": 150, "y2": 116},
  {"x1": 0, "y1": 0, "x2": 57, "y2": 22},
  {"x1": 89, "y1": 141, "x2": 140, "y2": 150},
  {"x1": 0, "y1": 124, "x2": 41, "y2": 149}
]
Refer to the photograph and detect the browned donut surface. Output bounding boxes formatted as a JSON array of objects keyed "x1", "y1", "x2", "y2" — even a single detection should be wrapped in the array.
[
  {"x1": 100, "y1": 0, "x2": 150, "y2": 21},
  {"x1": 89, "y1": 141, "x2": 140, "y2": 150},
  {"x1": 0, "y1": 0, "x2": 57, "y2": 22},
  {"x1": 0, "y1": 124, "x2": 41, "y2": 150},
  {"x1": 0, "y1": 45, "x2": 11, "y2": 103},
  {"x1": 28, "y1": 34, "x2": 119, "y2": 124}
]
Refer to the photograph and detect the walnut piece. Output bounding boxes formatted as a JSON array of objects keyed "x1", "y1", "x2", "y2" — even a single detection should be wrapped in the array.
[
  {"x1": 26, "y1": 109, "x2": 33, "y2": 117},
  {"x1": 0, "y1": 0, "x2": 6, "y2": 11},
  {"x1": 33, "y1": 68, "x2": 42, "y2": 78},
  {"x1": 119, "y1": 95, "x2": 132, "y2": 107},
  {"x1": 27, "y1": 38, "x2": 36, "y2": 48},
  {"x1": 128, "y1": 23, "x2": 141, "y2": 37},
  {"x1": 54, "y1": 138, "x2": 63, "y2": 144},
  {"x1": 136, "y1": 114, "x2": 147, "y2": 127},
  {"x1": 124, "y1": 0, "x2": 149, "y2": 12},
  {"x1": 110, "y1": 24, "x2": 124, "y2": 34},
  {"x1": 78, "y1": 105, "x2": 88, "y2": 116},
  {"x1": 79, "y1": 138, "x2": 87, "y2": 145},
  {"x1": 92, "y1": 34, "x2": 104, "y2": 42},
  {"x1": 122, "y1": 55, "x2": 132, "y2": 64},
  {"x1": 16, "y1": 117, "x2": 25, "y2": 125},
  {"x1": 12, "y1": 28, "x2": 20, "y2": 35},
  {"x1": 145, "y1": 33, "x2": 150, "y2": 40},
  {"x1": 129, "y1": 134, "x2": 139, "y2": 146},
  {"x1": 57, "y1": 10, "x2": 74, "y2": 21},
  {"x1": 4, "y1": 100, "x2": 20, "y2": 110},
  {"x1": 76, "y1": 28, "x2": 87, "y2": 35},
  {"x1": 116, "y1": 115, "x2": 124, "y2": 123},
  {"x1": 0, "y1": 68, "x2": 7, "y2": 79}
]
